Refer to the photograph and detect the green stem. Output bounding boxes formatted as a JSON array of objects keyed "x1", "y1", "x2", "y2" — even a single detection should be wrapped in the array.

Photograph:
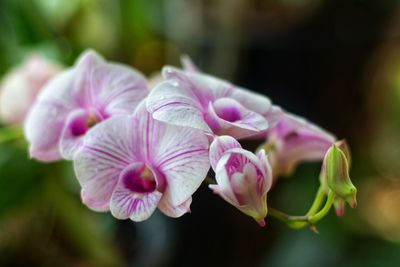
[
  {"x1": 268, "y1": 207, "x2": 308, "y2": 223},
  {"x1": 306, "y1": 186, "x2": 326, "y2": 216},
  {"x1": 308, "y1": 190, "x2": 335, "y2": 223},
  {"x1": 268, "y1": 190, "x2": 336, "y2": 230}
]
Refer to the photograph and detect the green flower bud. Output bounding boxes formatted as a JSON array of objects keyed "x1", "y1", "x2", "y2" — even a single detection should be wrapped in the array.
[{"x1": 324, "y1": 143, "x2": 357, "y2": 209}]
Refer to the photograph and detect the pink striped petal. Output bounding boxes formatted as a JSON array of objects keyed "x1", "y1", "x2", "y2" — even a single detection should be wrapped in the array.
[
  {"x1": 266, "y1": 113, "x2": 336, "y2": 176},
  {"x1": 24, "y1": 70, "x2": 76, "y2": 161},
  {"x1": 206, "y1": 98, "x2": 269, "y2": 138},
  {"x1": 230, "y1": 86, "x2": 271, "y2": 115},
  {"x1": 134, "y1": 102, "x2": 211, "y2": 206},
  {"x1": 91, "y1": 63, "x2": 148, "y2": 117},
  {"x1": 209, "y1": 135, "x2": 241, "y2": 171},
  {"x1": 147, "y1": 80, "x2": 211, "y2": 132},
  {"x1": 158, "y1": 196, "x2": 192, "y2": 218},
  {"x1": 74, "y1": 116, "x2": 137, "y2": 210}
]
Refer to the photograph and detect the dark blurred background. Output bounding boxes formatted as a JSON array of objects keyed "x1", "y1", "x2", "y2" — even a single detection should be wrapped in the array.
[{"x1": 1, "y1": 0, "x2": 400, "y2": 266}]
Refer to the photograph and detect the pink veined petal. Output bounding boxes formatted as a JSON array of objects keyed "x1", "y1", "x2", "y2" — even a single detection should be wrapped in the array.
[
  {"x1": 147, "y1": 80, "x2": 212, "y2": 132},
  {"x1": 209, "y1": 135, "x2": 241, "y2": 171},
  {"x1": 163, "y1": 65, "x2": 272, "y2": 119},
  {"x1": 26, "y1": 99, "x2": 67, "y2": 162},
  {"x1": 91, "y1": 63, "x2": 149, "y2": 117},
  {"x1": 72, "y1": 50, "x2": 105, "y2": 106},
  {"x1": 256, "y1": 149, "x2": 273, "y2": 192},
  {"x1": 134, "y1": 101, "x2": 211, "y2": 207},
  {"x1": 277, "y1": 135, "x2": 334, "y2": 175},
  {"x1": 158, "y1": 196, "x2": 192, "y2": 218},
  {"x1": 213, "y1": 149, "x2": 270, "y2": 224},
  {"x1": 263, "y1": 105, "x2": 284, "y2": 128},
  {"x1": 250, "y1": 105, "x2": 285, "y2": 140},
  {"x1": 24, "y1": 70, "x2": 77, "y2": 161},
  {"x1": 211, "y1": 154, "x2": 240, "y2": 205},
  {"x1": 110, "y1": 162, "x2": 162, "y2": 221},
  {"x1": 162, "y1": 66, "x2": 233, "y2": 107},
  {"x1": 206, "y1": 99, "x2": 269, "y2": 139},
  {"x1": 73, "y1": 115, "x2": 138, "y2": 210},
  {"x1": 75, "y1": 49, "x2": 105, "y2": 70},
  {"x1": 229, "y1": 86, "x2": 272, "y2": 115},
  {"x1": 81, "y1": 189, "x2": 110, "y2": 212},
  {"x1": 277, "y1": 113, "x2": 336, "y2": 141}
]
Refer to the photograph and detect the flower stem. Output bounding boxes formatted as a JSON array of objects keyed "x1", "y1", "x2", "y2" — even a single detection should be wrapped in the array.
[
  {"x1": 267, "y1": 189, "x2": 336, "y2": 230},
  {"x1": 306, "y1": 186, "x2": 326, "y2": 216},
  {"x1": 308, "y1": 190, "x2": 335, "y2": 223}
]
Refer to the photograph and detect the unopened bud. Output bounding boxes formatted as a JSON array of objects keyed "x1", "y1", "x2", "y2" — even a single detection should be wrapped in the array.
[{"x1": 324, "y1": 143, "x2": 357, "y2": 209}]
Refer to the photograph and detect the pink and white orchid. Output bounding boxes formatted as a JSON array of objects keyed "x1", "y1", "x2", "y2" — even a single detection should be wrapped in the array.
[
  {"x1": 209, "y1": 136, "x2": 272, "y2": 226},
  {"x1": 263, "y1": 113, "x2": 336, "y2": 177},
  {"x1": 146, "y1": 62, "x2": 278, "y2": 139},
  {"x1": 73, "y1": 101, "x2": 210, "y2": 221},
  {"x1": 0, "y1": 54, "x2": 61, "y2": 125},
  {"x1": 24, "y1": 50, "x2": 148, "y2": 162}
]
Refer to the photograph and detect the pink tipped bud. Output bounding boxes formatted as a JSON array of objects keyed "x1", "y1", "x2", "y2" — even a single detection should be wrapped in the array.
[{"x1": 209, "y1": 136, "x2": 272, "y2": 226}]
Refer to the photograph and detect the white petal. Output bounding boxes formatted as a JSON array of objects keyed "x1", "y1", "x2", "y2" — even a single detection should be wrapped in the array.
[
  {"x1": 230, "y1": 86, "x2": 272, "y2": 115},
  {"x1": 207, "y1": 99, "x2": 269, "y2": 139},
  {"x1": 134, "y1": 102, "x2": 211, "y2": 206},
  {"x1": 91, "y1": 63, "x2": 148, "y2": 116},
  {"x1": 73, "y1": 116, "x2": 137, "y2": 210},
  {"x1": 147, "y1": 80, "x2": 211, "y2": 132},
  {"x1": 158, "y1": 196, "x2": 192, "y2": 218},
  {"x1": 209, "y1": 135, "x2": 241, "y2": 171},
  {"x1": 24, "y1": 70, "x2": 76, "y2": 161}
]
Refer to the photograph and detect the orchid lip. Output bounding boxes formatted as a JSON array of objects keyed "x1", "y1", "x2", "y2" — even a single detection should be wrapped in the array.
[
  {"x1": 68, "y1": 109, "x2": 102, "y2": 137},
  {"x1": 120, "y1": 163, "x2": 158, "y2": 194},
  {"x1": 213, "y1": 98, "x2": 242, "y2": 123}
]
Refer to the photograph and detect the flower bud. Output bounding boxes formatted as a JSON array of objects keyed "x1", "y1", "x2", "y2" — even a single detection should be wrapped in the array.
[
  {"x1": 323, "y1": 142, "x2": 357, "y2": 210},
  {"x1": 209, "y1": 136, "x2": 272, "y2": 226}
]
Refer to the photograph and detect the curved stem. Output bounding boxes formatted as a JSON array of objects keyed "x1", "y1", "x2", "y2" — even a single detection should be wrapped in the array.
[
  {"x1": 267, "y1": 189, "x2": 336, "y2": 230},
  {"x1": 308, "y1": 190, "x2": 335, "y2": 223},
  {"x1": 268, "y1": 207, "x2": 308, "y2": 223},
  {"x1": 306, "y1": 186, "x2": 326, "y2": 216}
]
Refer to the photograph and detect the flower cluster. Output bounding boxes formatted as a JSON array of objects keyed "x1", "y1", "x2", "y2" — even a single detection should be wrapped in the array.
[{"x1": 22, "y1": 49, "x2": 357, "y2": 227}]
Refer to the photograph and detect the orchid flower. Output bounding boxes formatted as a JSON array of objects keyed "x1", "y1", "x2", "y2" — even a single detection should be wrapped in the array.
[
  {"x1": 146, "y1": 60, "x2": 279, "y2": 139},
  {"x1": 209, "y1": 136, "x2": 272, "y2": 226},
  {"x1": 0, "y1": 54, "x2": 61, "y2": 125},
  {"x1": 24, "y1": 50, "x2": 148, "y2": 162},
  {"x1": 73, "y1": 101, "x2": 210, "y2": 221},
  {"x1": 262, "y1": 113, "x2": 336, "y2": 177}
]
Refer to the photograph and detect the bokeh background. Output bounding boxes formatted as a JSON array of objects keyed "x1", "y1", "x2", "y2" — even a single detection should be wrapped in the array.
[{"x1": 1, "y1": 0, "x2": 400, "y2": 266}]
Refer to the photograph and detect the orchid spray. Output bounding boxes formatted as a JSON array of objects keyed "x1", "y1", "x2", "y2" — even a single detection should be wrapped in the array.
[{"x1": 15, "y1": 50, "x2": 357, "y2": 231}]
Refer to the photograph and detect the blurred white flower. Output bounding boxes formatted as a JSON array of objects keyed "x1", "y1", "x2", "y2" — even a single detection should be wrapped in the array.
[{"x1": 0, "y1": 54, "x2": 61, "y2": 125}]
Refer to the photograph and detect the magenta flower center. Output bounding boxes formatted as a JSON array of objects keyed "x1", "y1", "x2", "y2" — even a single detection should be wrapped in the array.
[
  {"x1": 69, "y1": 111, "x2": 101, "y2": 137},
  {"x1": 121, "y1": 165, "x2": 157, "y2": 194},
  {"x1": 213, "y1": 100, "x2": 242, "y2": 122}
]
